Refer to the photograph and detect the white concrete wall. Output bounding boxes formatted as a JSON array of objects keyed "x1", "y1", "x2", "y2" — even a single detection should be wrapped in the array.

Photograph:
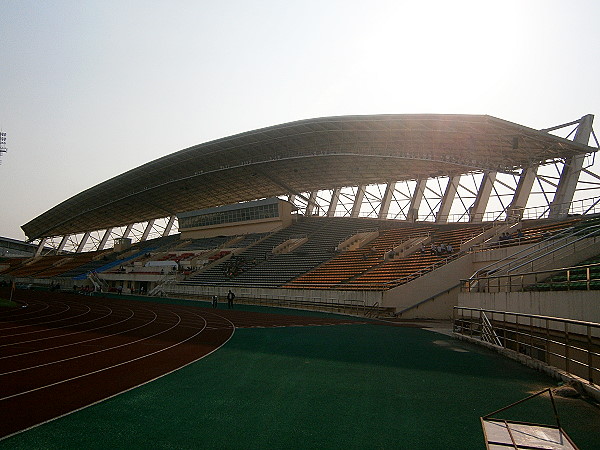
[
  {"x1": 381, "y1": 253, "x2": 474, "y2": 319},
  {"x1": 458, "y1": 290, "x2": 600, "y2": 324},
  {"x1": 165, "y1": 284, "x2": 383, "y2": 306}
]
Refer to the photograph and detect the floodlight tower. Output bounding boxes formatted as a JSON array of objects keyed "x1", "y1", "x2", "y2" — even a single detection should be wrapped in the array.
[{"x1": 0, "y1": 131, "x2": 7, "y2": 164}]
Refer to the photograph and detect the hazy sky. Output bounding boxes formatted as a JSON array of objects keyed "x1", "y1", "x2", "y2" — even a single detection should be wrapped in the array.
[{"x1": 1, "y1": 0, "x2": 599, "y2": 240}]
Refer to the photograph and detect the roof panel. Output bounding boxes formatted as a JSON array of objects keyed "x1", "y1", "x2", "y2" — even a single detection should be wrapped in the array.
[{"x1": 22, "y1": 114, "x2": 595, "y2": 239}]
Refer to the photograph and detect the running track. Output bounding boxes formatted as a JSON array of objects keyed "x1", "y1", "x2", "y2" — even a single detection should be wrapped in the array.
[{"x1": 0, "y1": 289, "x2": 361, "y2": 439}]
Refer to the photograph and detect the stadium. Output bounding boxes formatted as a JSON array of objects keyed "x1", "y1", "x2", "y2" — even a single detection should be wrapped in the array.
[{"x1": 1, "y1": 113, "x2": 600, "y2": 448}]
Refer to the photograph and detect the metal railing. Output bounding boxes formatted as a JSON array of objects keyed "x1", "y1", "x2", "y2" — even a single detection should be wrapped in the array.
[
  {"x1": 462, "y1": 262, "x2": 600, "y2": 293},
  {"x1": 454, "y1": 307, "x2": 600, "y2": 385}
]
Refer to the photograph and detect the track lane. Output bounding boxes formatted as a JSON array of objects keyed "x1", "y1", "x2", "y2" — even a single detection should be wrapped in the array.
[{"x1": 0, "y1": 290, "x2": 235, "y2": 439}]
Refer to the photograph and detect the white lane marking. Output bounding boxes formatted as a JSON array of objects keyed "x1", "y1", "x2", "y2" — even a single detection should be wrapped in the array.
[
  {"x1": 0, "y1": 309, "x2": 212, "y2": 401},
  {"x1": 0, "y1": 307, "x2": 234, "y2": 442},
  {"x1": 0, "y1": 308, "x2": 167, "y2": 377},
  {"x1": 0, "y1": 306, "x2": 133, "y2": 349},
  {"x1": 0, "y1": 308, "x2": 150, "y2": 359},
  {"x1": 0, "y1": 302, "x2": 91, "y2": 333}
]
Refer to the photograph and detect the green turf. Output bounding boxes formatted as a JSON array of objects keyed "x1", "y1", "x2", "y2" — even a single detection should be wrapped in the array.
[
  {"x1": 0, "y1": 298, "x2": 18, "y2": 307},
  {"x1": 3, "y1": 323, "x2": 599, "y2": 449}
]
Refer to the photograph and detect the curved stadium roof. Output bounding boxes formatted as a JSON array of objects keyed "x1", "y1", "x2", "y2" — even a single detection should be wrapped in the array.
[{"x1": 22, "y1": 114, "x2": 595, "y2": 240}]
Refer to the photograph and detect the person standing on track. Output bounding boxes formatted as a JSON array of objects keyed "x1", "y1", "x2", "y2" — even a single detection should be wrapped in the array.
[
  {"x1": 227, "y1": 290, "x2": 235, "y2": 309},
  {"x1": 212, "y1": 294, "x2": 218, "y2": 308}
]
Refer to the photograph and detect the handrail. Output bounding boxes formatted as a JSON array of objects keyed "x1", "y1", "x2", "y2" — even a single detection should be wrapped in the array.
[
  {"x1": 470, "y1": 222, "x2": 600, "y2": 279},
  {"x1": 455, "y1": 306, "x2": 600, "y2": 327},
  {"x1": 470, "y1": 226, "x2": 579, "y2": 279},
  {"x1": 396, "y1": 282, "x2": 461, "y2": 316},
  {"x1": 453, "y1": 306, "x2": 600, "y2": 385},
  {"x1": 462, "y1": 261, "x2": 600, "y2": 293},
  {"x1": 506, "y1": 225, "x2": 600, "y2": 274}
]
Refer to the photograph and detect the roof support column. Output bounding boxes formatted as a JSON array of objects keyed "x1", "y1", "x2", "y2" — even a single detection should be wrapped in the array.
[
  {"x1": 351, "y1": 185, "x2": 366, "y2": 218},
  {"x1": 327, "y1": 188, "x2": 341, "y2": 217},
  {"x1": 469, "y1": 171, "x2": 497, "y2": 223},
  {"x1": 98, "y1": 228, "x2": 112, "y2": 251},
  {"x1": 549, "y1": 114, "x2": 595, "y2": 219},
  {"x1": 163, "y1": 216, "x2": 175, "y2": 237},
  {"x1": 35, "y1": 238, "x2": 48, "y2": 257},
  {"x1": 141, "y1": 219, "x2": 155, "y2": 242},
  {"x1": 57, "y1": 235, "x2": 69, "y2": 253},
  {"x1": 378, "y1": 182, "x2": 396, "y2": 220},
  {"x1": 436, "y1": 176, "x2": 460, "y2": 224},
  {"x1": 507, "y1": 166, "x2": 538, "y2": 221},
  {"x1": 122, "y1": 224, "x2": 133, "y2": 240},
  {"x1": 407, "y1": 179, "x2": 426, "y2": 222},
  {"x1": 76, "y1": 232, "x2": 90, "y2": 253},
  {"x1": 305, "y1": 191, "x2": 318, "y2": 216}
]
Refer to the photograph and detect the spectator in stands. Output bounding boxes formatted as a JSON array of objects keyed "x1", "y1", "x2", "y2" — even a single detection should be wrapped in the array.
[{"x1": 227, "y1": 290, "x2": 235, "y2": 309}]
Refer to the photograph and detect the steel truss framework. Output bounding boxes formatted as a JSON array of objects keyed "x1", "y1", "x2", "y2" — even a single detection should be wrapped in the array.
[
  {"x1": 290, "y1": 116, "x2": 600, "y2": 223},
  {"x1": 35, "y1": 216, "x2": 178, "y2": 256},
  {"x1": 31, "y1": 115, "x2": 599, "y2": 254}
]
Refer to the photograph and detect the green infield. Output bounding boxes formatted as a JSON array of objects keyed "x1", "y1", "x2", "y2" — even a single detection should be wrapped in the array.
[
  {"x1": 3, "y1": 321, "x2": 599, "y2": 449},
  {"x1": 0, "y1": 297, "x2": 18, "y2": 307}
]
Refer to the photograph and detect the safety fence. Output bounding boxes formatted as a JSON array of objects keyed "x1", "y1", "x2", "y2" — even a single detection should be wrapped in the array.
[
  {"x1": 453, "y1": 307, "x2": 600, "y2": 385},
  {"x1": 462, "y1": 263, "x2": 600, "y2": 293}
]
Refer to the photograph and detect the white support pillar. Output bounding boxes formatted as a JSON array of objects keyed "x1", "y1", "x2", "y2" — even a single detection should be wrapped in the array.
[
  {"x1": 122, "y1": 224, "x2": 133, "y2": 240},
  {"x1": 436, "y1": 175, "x2": 460, "y2": 223},
  {"x1": 351, "y1": 185, "x2": 366, "y2": 218},
  {"x1": 549, "y1": 114, "x2": 595, "y2": 219},
  {"x1": 305, "y1": 191, "x2": 318, "y2": 216},
  {"x1": 141, "y1": 219, "x2": 155, "y2": 242},
  {"x1": 35, "y1": 238, "x2": 48, "y2": 257},
  {"x1": 378, "y1": 182, "x2": 396, "y2": 220},
  {"x1": 407, "y1": 179, "x2": 427, "y2": 222},
  {"x1": 163, "y1": 216, "x2": 175, "y2": 237},
  {"x1": 57, "y1": 235, "x2": 69, "y2": 253},
  {"x1": 76, "y1": 232, "x2": 91, "y2": 253},
  {"x1": 98, "y1": 228, "x2": 112, "y2": 251},
  {"x1": 469, "y1": 171, "x2": 497, "y2": 223},
  {"x1": 327, "y1": 188, "x2": 341, "y2": 217},
  {"x1": 507, "y1": 166, "x2": 538, "y2": 220}
]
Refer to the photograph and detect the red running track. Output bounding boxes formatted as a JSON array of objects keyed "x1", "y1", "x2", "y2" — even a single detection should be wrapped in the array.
[{"x1": 0, "y1": 289, "x2": 361, "y2": 439}]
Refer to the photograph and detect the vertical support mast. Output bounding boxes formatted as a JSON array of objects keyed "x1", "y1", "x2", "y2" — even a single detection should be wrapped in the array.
[{"x1": 549, "y1": 114, "x2": 594, "y2": 219}]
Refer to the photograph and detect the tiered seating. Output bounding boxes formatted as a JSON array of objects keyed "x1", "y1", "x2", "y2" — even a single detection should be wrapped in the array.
[
  {"x1": 35, "y1": 252, "x2": 107, "y2": 278},
  {"x1": 344, "y1": 225, "x2": 487, "y2": 290},
  {"x1": 155, "y1": 252, "x2": 197, "y2": 263},
  {"x1": 59, "y1": 252, "x2": 121, "y2": 278},
  {"x1": 181, "y1": 217, "x2": 382, "y2": 287},
  {"x1": 3, "y1": 254, "x2": 68, "y2": 278},
  {"x1": 495, "y1": 218, "x2": 583, "y2": 247},
  {"x1": 177, "y1": 236, "x2": 231, "y2": 251},
  {"x1": 0, "y1": 257, "x2": 30, "y2": 275},
  {"x1": 71, "y1": 234, "x2": 181, "y2": 280},
  {"x1": 285, "y1": 225, "x2": 435, "y2": 289}
]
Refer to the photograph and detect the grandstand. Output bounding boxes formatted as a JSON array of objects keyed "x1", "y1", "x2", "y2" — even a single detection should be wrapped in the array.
[
  {"x1": 2, "y1": 113, "x2": 600, "y2": 402},
  {"x1": 1, "y1": 114, "x2": 597, "y2": 309}
]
